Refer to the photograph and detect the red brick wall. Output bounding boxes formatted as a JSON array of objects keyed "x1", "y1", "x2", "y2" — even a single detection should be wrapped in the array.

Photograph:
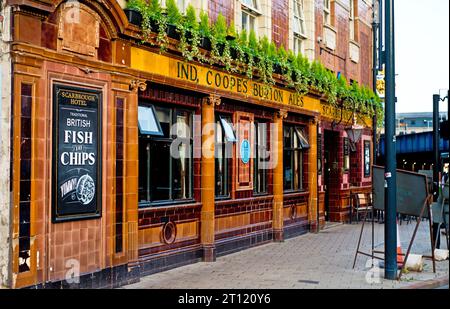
[
  {"x1": 272, "y1": 0, "x2": 289, "y2": 48},
  {"x1": 314, "y1": 0, "x2": 373, "y2": 88},
  {"x1": 208, "y1": 0, "x2": 235, "y2": 25}
]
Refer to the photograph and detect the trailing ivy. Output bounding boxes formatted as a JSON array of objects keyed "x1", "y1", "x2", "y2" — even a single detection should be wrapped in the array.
[{"x1": 129, "y1": 0, "x2": 383, "y2": 125}]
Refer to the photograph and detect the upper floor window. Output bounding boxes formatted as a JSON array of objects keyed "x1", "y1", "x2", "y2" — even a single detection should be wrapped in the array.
[
  {"x1": 349, "y1": 0, "x2": 356, "y2": 41},
  {"x1": 293, "y1": 0, "x2": 307, "y2": 38},
  {"x1": 160, "y1": 0, "x2": 189, "y2": 13},
  {"x1": 293, "y1": 36, "x2": 305, "y2": 55},
  {"x1": 242, "y1": 11, "x2": 257, "y2": 33},
  {"x1": 242, "y1": 0, "x2": 259, "y2": 12},
  {"x1": 177, "y1": 0, "x2": 188, "y2": 14},
  {"x1": 241, "y1": 0, "x2": 261, "y2": 33},
  {"x1": 323, "y1": 0, "x2": 331, "y2": 26}
]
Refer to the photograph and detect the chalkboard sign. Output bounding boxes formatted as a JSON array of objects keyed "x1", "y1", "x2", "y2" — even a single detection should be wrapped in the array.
[
  {"x1": 373, "y1": 166, "x2": 430, "y2": 218},
  {"x1": 52, "y1": 84, "x2": 102, "y2": 222}
]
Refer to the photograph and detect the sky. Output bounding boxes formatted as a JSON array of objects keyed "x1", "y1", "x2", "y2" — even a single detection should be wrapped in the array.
[{"x1": 394, "y1": 0, "x2": 449, "y2": 114}]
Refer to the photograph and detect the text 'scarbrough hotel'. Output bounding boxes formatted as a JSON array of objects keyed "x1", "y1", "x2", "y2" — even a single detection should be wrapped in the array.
[{"x1": 0, "y1": 0, "x2": 381, "y2": 288}]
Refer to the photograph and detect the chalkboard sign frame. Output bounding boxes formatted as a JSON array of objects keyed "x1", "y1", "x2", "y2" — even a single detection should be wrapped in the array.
[
  {"x1": 52, "y1": 83, "x2": 103, "y2": 223},
  {"x1": 373, "y1": 165, "x2": 431, "y2": 218}
]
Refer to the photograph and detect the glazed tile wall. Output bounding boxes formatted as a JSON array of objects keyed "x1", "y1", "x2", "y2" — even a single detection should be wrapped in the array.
[
  {"x1": 315, "y1": 0, "x2": 373, "y2": 88},
  {"x1": 208, "y1": 0, "x2": 235, "y2": 25},
  {"x1": 272, "y1": 0, "x2": 289, "y2": 48},
  {"x1": 7, "y1": 0, "x2": 375, "y2": 287}
]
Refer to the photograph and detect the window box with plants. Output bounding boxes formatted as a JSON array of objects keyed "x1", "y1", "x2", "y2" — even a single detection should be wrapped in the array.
[
  {"x1": 165, "y1": 0, "x2": 182, "y2": 40},
  {"x1": 198, "y1": 10, "x2": 212, "y2": 51},
  {"x1": 127, "y1": 0, "x2": 383, "y2": 126},
  {"x1": 124, "y1": 0, "x2": 145, "y2": 26}
]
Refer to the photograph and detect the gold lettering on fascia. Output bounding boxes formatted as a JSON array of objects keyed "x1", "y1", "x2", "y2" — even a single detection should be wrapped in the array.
[{"x1": 176, "y1": 62, "x2": 304, "y2": 107}]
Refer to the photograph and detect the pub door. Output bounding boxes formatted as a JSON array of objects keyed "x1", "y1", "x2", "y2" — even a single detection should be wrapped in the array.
[{"x1": 323, "y1": 130, "x2": 340, "y2": 222}]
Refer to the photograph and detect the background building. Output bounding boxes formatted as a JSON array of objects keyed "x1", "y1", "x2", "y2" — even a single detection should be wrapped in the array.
[{"x1": 393, "y1": 112, "x2": 447, "y2": 135}]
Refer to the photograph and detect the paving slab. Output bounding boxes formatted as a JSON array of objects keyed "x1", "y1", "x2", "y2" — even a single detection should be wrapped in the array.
[{"x1": 123, "y1": 222, "x2": 449, "y2": 289}]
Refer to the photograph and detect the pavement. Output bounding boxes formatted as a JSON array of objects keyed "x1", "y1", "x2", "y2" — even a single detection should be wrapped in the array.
[{"x1": 124, "y1": 221, "x2": 449, "y2": 289}]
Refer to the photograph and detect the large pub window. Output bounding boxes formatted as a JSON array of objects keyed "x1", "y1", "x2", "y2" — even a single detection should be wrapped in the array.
[
  {"x1": 254, "y1": 121, "x2": 269, "y2": 194},
  {"x1": 283, "y1": 124, "x2": 310, "y2": 192},
  {"x1": 215, "y1": 115, "x2": 236, "y2": 198},
  {"x1": 138, "y1": 104, "x2": 193, "y2": 206}
]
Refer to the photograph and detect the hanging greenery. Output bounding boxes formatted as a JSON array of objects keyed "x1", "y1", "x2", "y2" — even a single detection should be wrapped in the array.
[{"x1": 128, "y1": 0, "x2": 383, "y2": 125}]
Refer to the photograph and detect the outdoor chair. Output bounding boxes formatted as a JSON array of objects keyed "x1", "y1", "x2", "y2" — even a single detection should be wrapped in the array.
[{"x1": 352, "y1": 193, "x2": 373, "y2": 223}]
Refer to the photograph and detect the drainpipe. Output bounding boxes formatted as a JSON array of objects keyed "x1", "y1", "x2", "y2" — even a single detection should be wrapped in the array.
[{"x1": 372, "y1": 0, "x2": 379, "y2": 166}]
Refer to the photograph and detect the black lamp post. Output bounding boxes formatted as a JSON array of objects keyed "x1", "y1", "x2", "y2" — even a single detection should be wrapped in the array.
[{"x1": 384, "y1": 0, "x2": 398, "y2": 280}]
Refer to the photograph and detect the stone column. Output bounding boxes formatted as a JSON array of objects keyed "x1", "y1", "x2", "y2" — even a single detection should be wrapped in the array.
[
  {"x1": 201, "y1": 95, "x2": 219, "y2": 262},
  {"x1": 308, "y1": 117, "x2": 319, "y2": 232},
  {"x1": 273, "y1": 110, "x2": 287, "y2": 242}
]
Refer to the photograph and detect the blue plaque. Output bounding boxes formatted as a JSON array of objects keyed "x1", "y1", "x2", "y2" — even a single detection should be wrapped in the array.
[{"x1": 240, "y1": 139, "x2": 250, "y2": 164}]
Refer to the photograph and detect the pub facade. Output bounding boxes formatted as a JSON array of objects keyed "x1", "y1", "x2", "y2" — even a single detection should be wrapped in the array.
[{"x1": 0, "y1": 0, "x2": 377, "y2": 288}]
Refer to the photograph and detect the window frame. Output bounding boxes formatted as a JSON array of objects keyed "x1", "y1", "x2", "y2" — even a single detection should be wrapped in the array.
[
  {"x1": 177, "y1": 0, "x2": 189, "y2": 14},
  {"x1": 349, "y1": 0, "x2": 356, "y2": 41},
  {"x1": 215, "y1": 115, "x2": 235, "y2": 199},
  {"x1": 293, "y1": 35, "x2": 306, "y2": 55},
  {"x1": 241, "y1": 9, "x2": 257, "y2": 34},
  {"x1": 323, "y1": 0, "x2": 331, "y2": 26},
  {"x1": 254, "y1": 120, "x2": 269, "y2": 195},
  {"x1": 241, "y1": 0, "x2": 261, "y2": 15},
  {"x1": 293, "y1": 0, "x2": 307, "y2": 38},
  {"x1": 283, "y1": 124, "x2": 308, "y2": 193},
  {"x1": 138, "y1": 104, "x2": 195, "y2": 208},
  {"x1": 138, "y1": 104, "x2": 164, "y2": 137}
]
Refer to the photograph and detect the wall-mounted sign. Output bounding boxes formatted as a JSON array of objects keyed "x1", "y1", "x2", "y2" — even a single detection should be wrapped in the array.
[
  {"x1": 364, "y1": 141, "x2": 371, "y2": 177},
  {"x1": 376, "y1": 70, "x2": 385, "y2": 99},
  {"x1": 240, "y1": 139, "x2": 251, "y2": 164},
  {"x1": 52, "y1": 84, "x2": 102, "y2": 223}
]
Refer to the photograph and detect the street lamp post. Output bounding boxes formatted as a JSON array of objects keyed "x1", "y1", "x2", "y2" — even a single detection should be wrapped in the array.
[
  {"x1": 384, "y1": 0, "x2": 398, "y2": 280},
  {"x1": 372, "y1": 0, "x2": 380, "y2": 165}
]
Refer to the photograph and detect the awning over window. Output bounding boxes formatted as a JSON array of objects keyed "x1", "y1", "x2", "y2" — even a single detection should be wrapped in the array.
[
  {"x1": 138, "y1": 105, "x2": 163, "y2": 136},
  {"x1": 295, "y1": 127, "x2": 310, "y2": 149},
  {"x1": 220, "y1": 117, "x2": 237, "y2": 143}
]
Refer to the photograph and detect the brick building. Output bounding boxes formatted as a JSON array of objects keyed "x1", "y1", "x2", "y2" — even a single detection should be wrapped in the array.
[{"x1": 0, "y1": 0, "x2": 375, "y2": 288}]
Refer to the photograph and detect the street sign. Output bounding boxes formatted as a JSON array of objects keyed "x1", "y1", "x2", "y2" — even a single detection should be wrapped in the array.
[{"x1": 376, "y1": 70, "x2": 385, "y2": 99}]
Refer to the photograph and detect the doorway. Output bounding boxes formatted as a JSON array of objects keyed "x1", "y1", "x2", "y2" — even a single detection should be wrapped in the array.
[{"x1": 323, "y1": 130, "x2": 340, "y2": 222}]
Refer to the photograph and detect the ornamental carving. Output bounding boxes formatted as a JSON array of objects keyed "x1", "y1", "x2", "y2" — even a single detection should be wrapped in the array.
[
  {"x1": 57, "y1": 2, "x2": 100, "y2": 58},
  {"x1": 203, "y1": 94, "x2": 221, "y2": 106},
  {"x1": 129, "y1": 80, "x2": 147, "y2": 92},
  {"x1": 161, "y1": 222, "x2": 177, "y2": 245},
  {"x1": 276, "y1": 109, "x2": 288, "y2": 119}
]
